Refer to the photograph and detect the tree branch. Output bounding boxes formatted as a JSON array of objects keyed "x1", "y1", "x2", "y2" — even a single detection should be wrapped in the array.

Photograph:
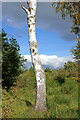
[
  {"x1": 21, "y1": 4, "x2": 29, "y2": 14},
  {"x1": 27, "y1": 1, "x2": 31, "y2": 12}
]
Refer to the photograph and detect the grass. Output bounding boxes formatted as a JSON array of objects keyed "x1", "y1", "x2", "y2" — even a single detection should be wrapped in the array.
[{"x1": 2, "y1": 70, "x2": 78, "y2": 118}]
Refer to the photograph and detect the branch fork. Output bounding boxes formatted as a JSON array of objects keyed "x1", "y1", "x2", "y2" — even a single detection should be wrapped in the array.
[{"x1": 21, "y1": 1, "x2": 31, "y2": 14}]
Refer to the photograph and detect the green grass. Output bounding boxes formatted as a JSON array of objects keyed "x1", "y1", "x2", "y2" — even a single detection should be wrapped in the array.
[{"x1": 2, "y1": 70, "x2": 78, "y2": 118}]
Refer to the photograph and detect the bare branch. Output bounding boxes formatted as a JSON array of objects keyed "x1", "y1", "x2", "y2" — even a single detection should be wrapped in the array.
[
  {"x1": 27, "y1": 1, "x2": 31, "y2": 12},
  {"x1": 21, "y1": 4, "x2": 29, "y2": 14}
]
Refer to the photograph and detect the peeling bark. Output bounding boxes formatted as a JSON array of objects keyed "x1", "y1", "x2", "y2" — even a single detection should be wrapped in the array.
[{"x1": 21, "y1": 0, "x2": 46, "y2": 111}]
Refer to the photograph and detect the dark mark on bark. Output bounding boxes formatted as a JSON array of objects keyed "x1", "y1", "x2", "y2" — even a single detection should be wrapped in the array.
[
  {"x1": 38, "y1": 80, "x2": 40, "y2": 82},
  {"x1": 30, "y1": 15, "x2": 35, "y2": 18},
  {"x1": 38, "y1": 61, "x2": 41, "y2": 65},
  {"x1": 32, "y1": 23, "x2": 35, "y2": 25},
  {"x1": 31, "y1": 8, "x2": 33, "y2": 10},
  {"x1": 33, "y1": 49, "x2": 35, "y2": 53},
  {"x1": 28, "y1": 24, "x2": 30, "y2": 28},
  {"x1": 30, "y1": 29, "x2": 32, "y2": 32},
  {"x1": 34, "y1": 53, "x2": 36, "y2": 56}
]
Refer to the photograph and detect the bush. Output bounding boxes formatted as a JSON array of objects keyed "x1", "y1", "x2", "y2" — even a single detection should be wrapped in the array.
[
  {"x1": 29, "y1": 66, "x2": 34, "y2": 73},
  {"x1": 45, "y1": 67, "x2": 52, "y2": 72},
  {"x1": 64, "y1": 61, "x2": 78, "y2": 77},
  {"x1": 54, "y1": 74, "x2": 65, "y2": 84}
]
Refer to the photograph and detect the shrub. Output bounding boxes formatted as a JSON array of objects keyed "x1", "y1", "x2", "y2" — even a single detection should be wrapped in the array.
[
  {"x1": 54, "y1": 74, "x2": 65, "y2": 84},
  {"x1": 45, "y1": 67, "x2": 52, "y2": 72},
  {"x1": 29, "y1": 66, "x2": 34, "y2": 73}
]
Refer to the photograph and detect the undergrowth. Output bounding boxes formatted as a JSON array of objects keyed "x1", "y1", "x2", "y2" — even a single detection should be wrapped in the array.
[{"x1": 2, "y1": 70, "x2": 78, "y2": 118}]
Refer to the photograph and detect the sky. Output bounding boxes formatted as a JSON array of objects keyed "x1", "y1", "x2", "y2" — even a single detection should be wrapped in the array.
[{"x1": 1, "y1": 2, "x2": 77, "y2": 69}]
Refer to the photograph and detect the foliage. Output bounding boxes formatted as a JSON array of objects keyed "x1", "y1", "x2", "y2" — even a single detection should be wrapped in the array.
[
  {"x1": 53, "y1": 2, "x2": 80, "y2": 35},
  {"x1": 53, "y1": 2, "x2": 80, "y2": 64},
  {"x1": 29, "y1": 66, "x2": 35, "y2": 73},
  {"x1": 1, "y1": 29, "x2": 26, "y2": 89},
  {"x1": 45, "y1": 67, "x2": 52, "y2": 72},
  {"x1": 2, "y1": 70, "x2": 78, "y2": 118},
  {"x1": 70, "y1": 39, "x2": 80, "y2": 61},
  {"x1": 53, "y1": 68, "x2": 65, "y2": 84},
  {"x1": 64, "y1": 61, "x2": 78, "y2": 77},
  {"x1": 54, "y1": 73, "x2": 65, "y2": 85}
]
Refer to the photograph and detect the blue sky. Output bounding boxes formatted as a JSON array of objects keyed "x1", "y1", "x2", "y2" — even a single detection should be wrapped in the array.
[
  {"x1": 3, "y1": 22, "x2": 76, "y2": 57},
  {"x1": 2, "y1": 2, "x2": 77, "y2": 69}
]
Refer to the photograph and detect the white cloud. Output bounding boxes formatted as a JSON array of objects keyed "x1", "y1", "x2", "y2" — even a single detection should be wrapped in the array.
[
  {"x1": 7, "y1": 18, "x2": 13, "y2": 22},
  {"x1": 6, "y1": 18, "x2": 24, "y2": 28},
  {"x1": 21, "y1": 54, "x2": 74, "y2": 69}
]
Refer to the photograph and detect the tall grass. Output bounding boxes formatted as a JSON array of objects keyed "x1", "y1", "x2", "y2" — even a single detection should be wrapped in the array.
[{"x1": 2, "y1": 70, "x2": 78, "y2": 118}]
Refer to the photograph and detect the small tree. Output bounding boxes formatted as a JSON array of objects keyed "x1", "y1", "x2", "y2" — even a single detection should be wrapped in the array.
[
  {"x1": 1, "y1": 29, "x2": 26, "y2": 90},
  {"x1": 53, "y1": 2, "x2": 80, "y2": 82},
  {"x1": 64, "y1": 61, "x2": 78, "y2": 77},
  {"x1": 29, "y1": 66, "x2": 34, "y2": 73},
  {"x1": 64, "y1": 61, "x2": 73, "y2": 77}
]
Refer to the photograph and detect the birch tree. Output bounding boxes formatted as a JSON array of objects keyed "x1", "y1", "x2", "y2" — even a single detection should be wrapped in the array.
[{"x1": 21, "y1": 0, "x2": 46, "y2": 111}]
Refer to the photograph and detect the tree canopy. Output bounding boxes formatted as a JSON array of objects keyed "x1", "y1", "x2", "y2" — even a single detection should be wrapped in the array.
[
  {"x1": 1, "y1": 29, "x2": 26, "y2": 90},
  {"x1": 53, "y1": 2, "x2": 80, "y2": 35},
  {"x1": 53, "y1": 2, "x2": 80, "y2": 60}
]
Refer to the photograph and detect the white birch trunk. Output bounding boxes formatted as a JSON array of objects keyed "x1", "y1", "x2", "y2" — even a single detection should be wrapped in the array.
[{"x1": 21, "y1": 0, "x2": 46, "y2": 111}]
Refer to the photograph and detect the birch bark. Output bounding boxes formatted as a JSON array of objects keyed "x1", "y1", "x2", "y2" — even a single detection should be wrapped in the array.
[{"x1": 21, "y1": 0, "x2": 46, "y2": 111}]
